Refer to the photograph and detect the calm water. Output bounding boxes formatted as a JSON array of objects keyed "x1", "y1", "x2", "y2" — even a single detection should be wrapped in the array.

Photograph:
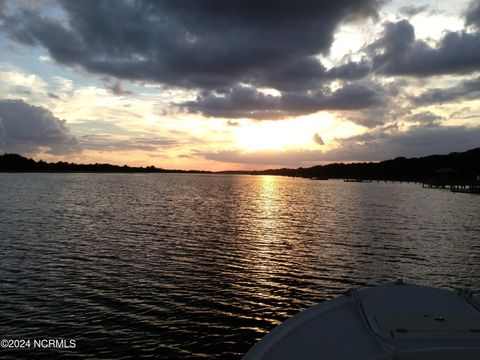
[{"x1": 0, "y1": 173, "x2": 479, "y2": 359}]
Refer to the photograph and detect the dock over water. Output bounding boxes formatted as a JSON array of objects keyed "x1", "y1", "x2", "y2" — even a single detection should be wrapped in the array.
[
  {"x1": 422, "y1": 180, "x2": 480, "y2": 194},
  {"x1": 422, "y1": 168, "x2": 480, "y2": 194}
]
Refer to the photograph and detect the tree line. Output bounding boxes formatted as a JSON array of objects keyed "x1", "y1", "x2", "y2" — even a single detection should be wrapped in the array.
[{"x1": 1, "y1": 148, "x2": 479, "y2": 181}]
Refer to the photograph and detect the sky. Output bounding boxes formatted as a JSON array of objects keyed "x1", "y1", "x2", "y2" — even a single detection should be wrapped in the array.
[{"x1": 0, "y1": 0, "x2": 479, "y2": 170}]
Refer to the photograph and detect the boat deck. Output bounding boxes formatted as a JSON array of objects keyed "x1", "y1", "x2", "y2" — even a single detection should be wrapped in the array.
[{"x1": 243, "y1": 282, "x2": 480, "y2": 360}]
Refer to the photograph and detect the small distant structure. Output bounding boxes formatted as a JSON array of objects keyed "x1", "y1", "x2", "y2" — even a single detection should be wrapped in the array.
[
  {"x1": 422, "y1": 168, "x2": 480, "y2": 194},
  {"x1": 422, "y1": 168, "x2": 461, "y2": 188},
  {"x1": 344, "y1": 179, "x2": 371, "y2": 183}
]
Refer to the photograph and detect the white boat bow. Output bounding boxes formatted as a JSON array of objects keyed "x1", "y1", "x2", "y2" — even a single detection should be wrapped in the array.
[{"x1": 243, "y1": 281, "x2": 480, "y2": 360}]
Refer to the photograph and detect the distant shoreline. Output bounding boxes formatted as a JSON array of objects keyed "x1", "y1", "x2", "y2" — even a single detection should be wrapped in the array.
[
  {"x1": 1, "y1": 148, "x2": 480, "y2": 183},
  {"x1": 0, "y1": 153, "x2": 210, "y2": 174},
  {"x1": 0, "y1": 170, "x2": 212, "y2": 174}
]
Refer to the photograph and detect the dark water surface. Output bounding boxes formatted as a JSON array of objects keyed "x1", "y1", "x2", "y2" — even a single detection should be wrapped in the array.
[{"x1": 1, "y1": 173, "x2": 479, "y2": 359}]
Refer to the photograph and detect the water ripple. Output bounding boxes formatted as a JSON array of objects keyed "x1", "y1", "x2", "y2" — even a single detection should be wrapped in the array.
[{"x1": 0, "y1": 174, "x2": 479, "y2": 358}]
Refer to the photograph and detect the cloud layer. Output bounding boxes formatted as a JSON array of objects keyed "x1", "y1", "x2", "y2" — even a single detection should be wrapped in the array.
[
  {"x1": 412, "y1": 76, "x2": 480, "y2": 105},
  {"x1": 0, "y1": 1, "x2": 479, "y2": 168},
  {"x1": 0, "y1": 0, "x2": 385, "y2": 120},
  {"x1": 0, "y1": 99, "x2": 79, "y2": 154},
  {"x1": 183, "y1": 84, "x2": 383, "y2": 119},
  {"x1": 370, "y1": 19, "x2": 480, "y2": 76},
  {"x1": 0, "y1": 0, "x2": 381, "y2": 90},
  {"x1": 2, "y1": 0, "x2": 480, "y2": 123}
]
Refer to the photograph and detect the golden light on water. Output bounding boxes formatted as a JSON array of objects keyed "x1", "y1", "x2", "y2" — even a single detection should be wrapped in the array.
[
  {"x1": 246, "y1": 176, "x2": 281, "y2": 258},
  {"x1": 258, "y1": 175, "x2": 278, "y2": 219},
  {"x1": 249, "y1": 176, "x2": 282, "y2": 296}
]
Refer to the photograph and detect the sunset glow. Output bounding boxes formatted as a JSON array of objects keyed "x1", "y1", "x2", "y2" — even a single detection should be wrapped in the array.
[
  {"x1": 233, "y1": 116, "x2": 326, "y2": 152},
  {"x1": 0, "y1": 0, "x2": 479, "y2": 170}
]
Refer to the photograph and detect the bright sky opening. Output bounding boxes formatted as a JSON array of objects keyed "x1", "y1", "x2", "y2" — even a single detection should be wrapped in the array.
[{"x1": 0, "y1": 0, "x2": 479, "y2": 170}]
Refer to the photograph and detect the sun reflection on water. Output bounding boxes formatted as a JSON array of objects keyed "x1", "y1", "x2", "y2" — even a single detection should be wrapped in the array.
[
  {"x1": 2, "y1": 174, "x2": 479, "y2": 359},
  {"x1": 247, "y1": 176, "x2": 288, "y2": 303}
]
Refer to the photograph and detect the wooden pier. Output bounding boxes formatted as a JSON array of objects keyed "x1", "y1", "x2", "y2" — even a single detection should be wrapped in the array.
[
  {"x1": 422, "y1": 180, "x2": 480, "y2": 194},
  {"x1": 344, "y1": 179, "x2": 372, "y2": 183},
  {"x1": 450, "y1": 184, "x2": 480, "y2": 194}
]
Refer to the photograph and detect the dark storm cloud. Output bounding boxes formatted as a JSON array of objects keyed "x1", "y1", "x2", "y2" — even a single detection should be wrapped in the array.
[
  {"x1": 247, "y1": 57, "x2": 372, "y2": 92},
  {"x1": 413, "y1": 76, "x2": 480, "y2": 105},
  {"x1": 337, "y1": 78, "x2": 411, "y2": 128},
  {"x1": 0, "y1": 0, "x2": 382, "y2": 91},
  {"x1": 0, "y1": 0, "x2": 7, "y2": 17},
  {"x1": 182, "y1": 84, "x2": 384, "y2": 119},
  {"x1": 408, "y1": 111, "x2": 443, "y2": 127},
  {"x1": 3, "y1": 0, "x2": 480, "y2": 126},
  {"x1": 0, "y1": 99, "x2": 79, "y2": 154},
  {"x1": 466, "y1": 0, "x2": 480, "y2": 28},
  {"x1": 370, "y1": 18, "x2": 480, "y2": 76},
  {"x1": 324, "y1": 60, "x2": 372, "y2": 81}
]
